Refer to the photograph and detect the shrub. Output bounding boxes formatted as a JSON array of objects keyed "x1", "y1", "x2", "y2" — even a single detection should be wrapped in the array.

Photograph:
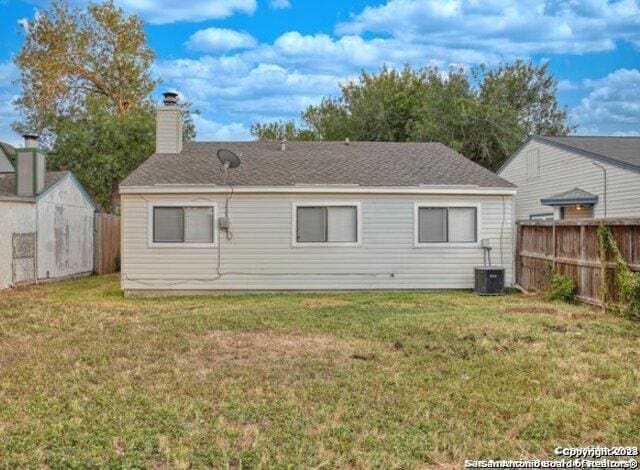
[
  {"x1": 545, "y1": 273, "x2": 576, "y2": 302},
  {"x1": 597, "y1": 224, "x2": 640, "y2": 318}
]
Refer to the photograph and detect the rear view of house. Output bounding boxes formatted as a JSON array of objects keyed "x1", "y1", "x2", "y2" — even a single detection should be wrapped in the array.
[
  {"x1": 499, "y1": 135, "x2": 640, "y2": 220},
  {"x1": 119, "y1": 93, "x2": 516, "y2": 295},
  {"x1": 0, "y1": 136, "x2": 97, "y2": 289}
]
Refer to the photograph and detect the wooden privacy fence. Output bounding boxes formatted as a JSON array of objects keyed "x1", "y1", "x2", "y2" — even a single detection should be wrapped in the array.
[
  {"x1": 516, "y1": 218, "x2": 640, "y2": 305},
  {"x1": 94, "y1": 213, "x2": 121, "y2": 275}
]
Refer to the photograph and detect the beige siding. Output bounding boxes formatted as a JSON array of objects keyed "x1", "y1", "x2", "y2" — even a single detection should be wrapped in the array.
[
  {"x1": 121, "y1": 192, "x2": 513, "y2": 292},
  {"x1": 499, "y1": 139, "x2": 640, "y2": 220}
]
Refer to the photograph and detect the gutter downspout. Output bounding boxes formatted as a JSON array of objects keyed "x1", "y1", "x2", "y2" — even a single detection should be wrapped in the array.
[{"x1": 591, "y1": 162, "x2": 607, "y2": 218}]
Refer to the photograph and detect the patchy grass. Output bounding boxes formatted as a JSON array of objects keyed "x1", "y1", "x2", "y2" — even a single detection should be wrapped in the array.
[{"x1": 0, "y1": 275, "x2": 638, "y2": 467}]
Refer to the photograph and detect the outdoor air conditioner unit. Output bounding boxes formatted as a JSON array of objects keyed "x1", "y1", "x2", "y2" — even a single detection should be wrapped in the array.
[
  {"x1": 474, "y1": 266, "x2": 505, "y2": 295},
  {"x1": 474, "y1": 238, "x2": 505, "y2": 296}
]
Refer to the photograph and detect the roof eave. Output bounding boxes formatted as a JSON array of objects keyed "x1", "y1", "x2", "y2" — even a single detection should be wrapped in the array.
[
  {"x1": 498, "y1": 135, "x2": 640, "y2": 175},
  {"x1": 534, "y1": 136, "x2": 640, "y2": 174},
  {"x1": 497, "y1": 135, "x2": 535, "y2": 174},
  {"x1": 541, "y1": 196, "x2": 599, "y2": 206},
  {"x1": 0, "y1": 195, "x2": 36, "y2": 203},
  {"x1": 119, "y1": 184, "x2": 517, "y2": 196}
]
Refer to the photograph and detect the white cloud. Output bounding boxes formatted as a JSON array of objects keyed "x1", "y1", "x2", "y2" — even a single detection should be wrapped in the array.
[
  {"x1": 337, "y1": 0, "x2": 640, "y2": 57},
  {"x1": 17, "y1": 18, "x2": 30, "y2": 33},
  {"x1": 269, "y1": 0, "x2": 291, "y2": 10},
  {"x1": 571, "y1": 68, "x2": 640, "y2": 135},
  {"x1": 186, "y1": 28, "x2": 257, "y2": 52},
  {"x1": 155, "y1": 55, "x2": 340, "y2": 115},
  {"x1": 117, "y1": 0, "x2": 256, "y2": 24},
  {"x1": 192, "y1": 115, "x2": 251, "y2": 140},
  {"x1": 0, "y1": 62, "x2": 21, "y2": 146},
  {"x1": 0, "y1": 61, "x2": 18, "y2": 82},
  {"x1": 557, "y1": 79, "x2": 579, "y2": 91},
  {"x1": 0, "y1": 93, "x2": 21, "y2": 147}
]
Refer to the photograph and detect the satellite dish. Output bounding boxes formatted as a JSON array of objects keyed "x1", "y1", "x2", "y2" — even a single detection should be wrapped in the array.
[{"x1": 217, "y1": 148, "x2": 241, "y2": 169}]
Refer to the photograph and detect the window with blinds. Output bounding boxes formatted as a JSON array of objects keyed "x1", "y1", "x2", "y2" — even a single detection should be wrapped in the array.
[
  {"x1": 417, "y1": 206, "x2": 477, "y2": 243},
  {"x1": 296, "y1": 205, "x2": 358, "y2": 244},
  {"x1": 153, "y1": 206, "x2": 215, "y2": 244}
]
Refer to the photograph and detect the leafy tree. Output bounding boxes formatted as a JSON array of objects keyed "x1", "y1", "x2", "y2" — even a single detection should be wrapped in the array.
[
  {"x1": 12, "y1": 0, "x2": 157, "y2": 141},
  {"x1": 13, "y1": 0, "x2": 197, "y2": 211},
  {"x1": 48, "y1": 102, "x2": 155, "y2": 211},
  {"x1": 477, "y1": 60, "x2": 574, "y2": 137},
  {"x1": 250, "y1": 120, "x2": 316, "y2": 141},
  {"x1": 254, "y1": 62, "x2": 572, "y2": 170},
  {"x1": 48, "y1": 99, "x2": 197, "y2": 212}
]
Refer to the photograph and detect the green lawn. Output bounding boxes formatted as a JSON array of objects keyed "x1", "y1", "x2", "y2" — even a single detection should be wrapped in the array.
[{"x1": 0, "y1": 275, "x2": 638, "y2": 467}]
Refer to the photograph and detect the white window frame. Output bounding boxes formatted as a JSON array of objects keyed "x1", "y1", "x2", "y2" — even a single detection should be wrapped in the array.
[
  {"x1": 529, "y1": 212, "x2": 554, "y2": 221},
  {"x1": 291, "y1": 202, "x2": 362, "y2": 247},
  {"x1": 413, "y1": 202, "x2": 481, "y2": 248},
  {"x1": 147, "y1": 201, "x2": 218, "y2": 248}
]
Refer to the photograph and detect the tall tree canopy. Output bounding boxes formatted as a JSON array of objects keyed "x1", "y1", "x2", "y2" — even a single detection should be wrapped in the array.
[
  {"x1": 251, "y1": 61, "x2": 573, "y2": 170},
  {"x1": 13, "y1": 0, "x2": 195, "y2": 211},
  {"x1": 13, "y1": 0, "x2": 157, "y2": 139},
  {"x1": 250, "y1": 121, "x2": 316, "y2": 142}
]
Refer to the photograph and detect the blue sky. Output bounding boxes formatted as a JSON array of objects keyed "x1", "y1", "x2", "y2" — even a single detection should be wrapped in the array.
[{"x1": 0, "y1": 0, "x2": 638, "y2": 145}]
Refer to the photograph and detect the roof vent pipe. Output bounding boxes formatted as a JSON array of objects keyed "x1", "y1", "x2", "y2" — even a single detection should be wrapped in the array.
[
  {"x1": 162, "y1": 91, "x2": 179, "y2": 106},
  {"x1": 280, "y1": 139, "x2": 287, "y2": 152},
  {"x1": 23, "y1": 134, "x2": 39, "y2": 148},
  {"x1": 344, "y1": 137, "x2": 350, "y2": 146}
]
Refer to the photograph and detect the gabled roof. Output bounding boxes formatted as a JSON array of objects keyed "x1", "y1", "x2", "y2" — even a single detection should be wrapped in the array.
[
  {"x1": 0, "y1": 171, "x2": 99, "y2": 211},
  {"x1": 121, "y1": 141, "x2": 514, "y2": 189},
  {"x1": 0, "y1": 171, "x2": 70, "y2": 198},
  {"x1": 540, "y1": 187, "x2": 598, "y2": 206},
  {"x1": 499, "y1": 135, "x2": 640, "y2": 174},
  {"x1": 0, "y1": 141, "x2": 16, "y2": 171},
  {"x1": 541, "y1": 136, "x2": 640, "y2": 168}
]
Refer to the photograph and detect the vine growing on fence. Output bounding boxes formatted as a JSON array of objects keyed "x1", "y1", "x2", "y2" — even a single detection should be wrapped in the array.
[{"x1": 596, "y1": 225, "x2": 640, "y2": 319}]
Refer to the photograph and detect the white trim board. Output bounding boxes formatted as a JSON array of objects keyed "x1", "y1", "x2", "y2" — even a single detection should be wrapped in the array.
[{"x1": 121, "y1": 185, "x2": 517, "y2": 196}]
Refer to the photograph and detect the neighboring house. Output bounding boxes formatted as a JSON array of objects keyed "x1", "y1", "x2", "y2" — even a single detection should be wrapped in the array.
[
  {"x1": 119, "y1": 92, "x2": 516, "y2": 295},
  {"x1": 498, "y1": 135, "x2": 640, "y2": 220},
  {"x1": 0, "y1": 136, "x2": 97, "y2": 289}
]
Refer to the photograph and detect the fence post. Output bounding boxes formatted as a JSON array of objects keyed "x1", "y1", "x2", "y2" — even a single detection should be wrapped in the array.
[
  {"x1": 515, "y1": 223, "x2": 522, "y2": 285},
  {"x1": 552, "y1": 222, "x2": 556, "y2": 272}
]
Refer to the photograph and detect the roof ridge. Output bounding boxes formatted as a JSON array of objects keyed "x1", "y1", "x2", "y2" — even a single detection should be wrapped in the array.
[{"x1": 540, "y1": 135, "x2": 640, "y2": 139}]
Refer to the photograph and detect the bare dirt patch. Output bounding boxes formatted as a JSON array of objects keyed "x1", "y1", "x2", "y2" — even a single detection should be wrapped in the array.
[
  {"x1": 373, "y1": 301, "x2": 417, "y2": 310},
  {"x1": 502, "y1": 305, "x2": 595, "y2": 319},
  {"x1": 194, "y1": 330, "x2": 359, "y2": 363},
  {"x1": 300, "y1": 298, "x2": 351, "y2": 309},
  {"x1": 0, "y1": 285, "x2": 47, "y2": 301}
]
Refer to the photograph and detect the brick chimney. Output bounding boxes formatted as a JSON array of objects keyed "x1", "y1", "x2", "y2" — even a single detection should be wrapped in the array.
[
  {"x1": 15, "y1": 134, "x2": 46, "y2": 196},
  {"x1": 156, "y1": 91, "x2": 183, "y2": 154}
]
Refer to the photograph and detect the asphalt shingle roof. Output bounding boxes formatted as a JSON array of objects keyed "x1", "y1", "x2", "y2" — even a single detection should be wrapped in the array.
[
  {"x1": 0, "y1": 142, "x2": 16, "y2": 160},
  {"x1": 0, "y1": 171, "x2": 69, "y2": 198},
  {"x1": 541, "y1": 187, "x2": 599, "y2": 206},
  {"x1": 121, "y1": 141, "x2": 514, "y2": 188},
  {"x1": 539, "y1": 136, "x2": 640, "y2": 169}
]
